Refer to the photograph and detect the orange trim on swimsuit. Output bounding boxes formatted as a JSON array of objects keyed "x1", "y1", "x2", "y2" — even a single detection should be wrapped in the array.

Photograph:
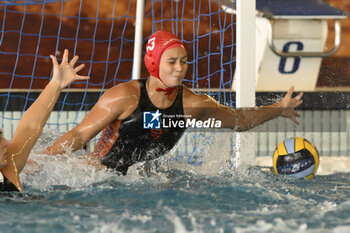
[{"x1": 94, "y1": 120, "x2": 121, "y2": 159}]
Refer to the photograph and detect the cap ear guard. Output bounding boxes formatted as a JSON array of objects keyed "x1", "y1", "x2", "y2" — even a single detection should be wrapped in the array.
[{"x1": 144, "y1": 31, "x2": 184, "y2": 80}]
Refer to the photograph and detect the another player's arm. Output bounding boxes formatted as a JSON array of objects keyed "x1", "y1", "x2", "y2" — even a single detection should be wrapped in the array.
[
  {"x1": 1, "y1": 49, "x2": 89, "y2": 191},
  {"x1": 45, "y1": 83, "x2": 139, "y2": 155},
  {"x1": 184, "y1": 86, "x2": 303, "y2": 131}
]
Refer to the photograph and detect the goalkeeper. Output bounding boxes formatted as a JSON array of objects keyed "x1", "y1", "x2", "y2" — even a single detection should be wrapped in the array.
[{"x1": 45, "y1": 31, "x2": 303, "y2": 175}]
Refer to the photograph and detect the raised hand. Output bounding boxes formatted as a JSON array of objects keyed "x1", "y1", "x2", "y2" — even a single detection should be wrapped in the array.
[
  {"x1": 50, "y1": 49, "x2": 90, "y2": 89},
  {"x1": 279, "y1": 86, "x2": 303, "y2": 124}
]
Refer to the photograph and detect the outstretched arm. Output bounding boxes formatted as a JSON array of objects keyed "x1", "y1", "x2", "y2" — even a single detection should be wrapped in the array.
[
  {"x1": 187, "y1": 86, "x2": 303, "y2": 131},
  {"x1": 0, "y1": 49, "x2": 89, "y2": 191}
]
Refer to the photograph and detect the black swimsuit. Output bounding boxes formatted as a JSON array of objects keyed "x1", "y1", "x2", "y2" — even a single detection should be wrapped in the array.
[
  {"x1": 94, "y1": 79, "x2": 186, "y2": 175},
  {"x1": 0, "y1": 174, "x2": 19, "y2": 192}
]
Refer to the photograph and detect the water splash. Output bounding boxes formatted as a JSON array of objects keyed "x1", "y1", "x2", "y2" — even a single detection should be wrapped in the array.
[
  {"x1": 19, "y1": 128, "x2": 252, "y2": 191},
  {"x1": 20, "y1": 130, "x2": 115, "y2": 190},
  {"x1": 20, "y1": 152, "x2": 115, "y2": 190}
]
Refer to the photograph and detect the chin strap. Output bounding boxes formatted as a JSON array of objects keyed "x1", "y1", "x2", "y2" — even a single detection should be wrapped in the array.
[
  {"x1": 154, "y1": 76, "x2": 179, "y2": 99},
  {"x1": 156, "y1": 87, "x2": 178, "y2": 98}
]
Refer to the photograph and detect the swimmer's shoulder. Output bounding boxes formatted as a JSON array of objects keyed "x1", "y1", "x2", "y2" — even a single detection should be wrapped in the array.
[
  {"x1": 182, "y1": 85, "x2": 221, "y2": 119},
  {"x1": 182, "y1": 85, "x2": 217, "y2": 108},
  {"x1": 104, "y1": 80, "x2": 140, "y2": 97},
  {"x1": 96, "y1": 80, "x2": 141, "y2": 119},
  {"x1": 99, "y1": 80, "x2": 141, "y2": 105}
]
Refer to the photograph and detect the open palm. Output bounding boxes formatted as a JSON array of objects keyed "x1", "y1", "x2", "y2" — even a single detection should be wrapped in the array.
[
  {"x1": 50, "y1": 49, "x2": 90, "y2": 89},
  {"x1": 279, "y1": 86, "x2": 303, "y2": 124}
]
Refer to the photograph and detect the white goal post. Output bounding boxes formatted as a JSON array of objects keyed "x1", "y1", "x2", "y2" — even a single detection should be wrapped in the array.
[{"x1": 234, "y1": 0, "x2": 256, "y2": 169}]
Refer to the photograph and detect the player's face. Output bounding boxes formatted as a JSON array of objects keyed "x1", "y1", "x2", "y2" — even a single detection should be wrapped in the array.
[
  {"x1": 0, "y1": 130, "x2": 9, "y2": 169},
  {"x1": 159, "y1": 46, "x2": 188, "y2": 87}
]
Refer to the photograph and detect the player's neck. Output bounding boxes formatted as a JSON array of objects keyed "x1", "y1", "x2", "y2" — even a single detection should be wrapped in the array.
[{"x1": 146, "y1": 77, "x2": 178, "y2": 109}]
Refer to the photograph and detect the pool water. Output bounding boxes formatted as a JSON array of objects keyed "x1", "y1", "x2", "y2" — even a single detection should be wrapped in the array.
[
  {"x1": 1, "y1": 133, "x2": 350, "y2": 233},
  {"x1": 1, "y1": 156, "x2": 350, "y2": 232}
]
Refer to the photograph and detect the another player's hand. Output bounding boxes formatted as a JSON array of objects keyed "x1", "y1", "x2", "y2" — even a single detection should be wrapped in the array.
[
  {"x1": 50, "y1": 49, "x2": 90, "y2": 89},
  {"x1": 279, "y1": 86, "x2": 303, "y2": 124}
]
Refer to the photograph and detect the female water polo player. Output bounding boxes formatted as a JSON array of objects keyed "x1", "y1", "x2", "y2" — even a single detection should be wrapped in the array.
[
  {"x1": 0, "y1": 49, "x2": 89, "y2": 192},
  {"x1": 46, "y1": 31, "x2": 303, "y2": 175}
]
